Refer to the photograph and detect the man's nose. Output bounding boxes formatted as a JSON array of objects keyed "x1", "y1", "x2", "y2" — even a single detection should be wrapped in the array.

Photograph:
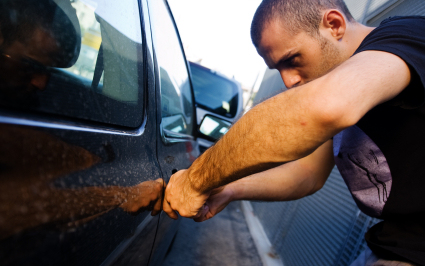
[{"x1": 280, "y1": 70, "x2": 302, "y2": 89}]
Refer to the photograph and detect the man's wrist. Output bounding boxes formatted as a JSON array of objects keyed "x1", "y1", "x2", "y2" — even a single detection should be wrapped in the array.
[
  {"x1": 187, "y1": 165, "x2": 208, "y2": 194},
  {"x1": 225, "y1": 182, "x2": 239, "y2": 202},
  {"x1": 187, "y1": 149, "x2": 217, "y2": 194}
]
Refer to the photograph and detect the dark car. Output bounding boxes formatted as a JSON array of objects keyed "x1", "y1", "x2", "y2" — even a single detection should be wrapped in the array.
[
  {"x1": 0, "y1": 0, "x2": 198, "y2": 265},
  {"x1": 188, "y1": 61, "x2": 243, "y2": 152}
]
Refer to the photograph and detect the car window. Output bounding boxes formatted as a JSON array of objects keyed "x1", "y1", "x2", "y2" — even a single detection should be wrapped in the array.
[
  {"x1": 148, "y1": 0, "x2": 194, "y2": 136},
  {"x1": 190, "y1": 63, "x2": 239, "y2": 118},
  {"x1": 0, "y1": 0, "x2": 145, "y2": 128}
]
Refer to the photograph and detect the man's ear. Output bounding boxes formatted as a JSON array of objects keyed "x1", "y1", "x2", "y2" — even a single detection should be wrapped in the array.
[{"x1": 320, "y1": 9, "x2": 347, "y2": 41}]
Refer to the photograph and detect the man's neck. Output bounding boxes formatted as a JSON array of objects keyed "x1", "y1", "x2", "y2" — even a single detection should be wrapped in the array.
[{"x1": 346, "y1": 23, "x2": 375, "y2": 56}]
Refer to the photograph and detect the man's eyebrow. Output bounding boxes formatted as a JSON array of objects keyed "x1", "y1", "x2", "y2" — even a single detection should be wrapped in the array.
[{"x1": 270, "y1": 50, "x2": 295, "y2": 69}]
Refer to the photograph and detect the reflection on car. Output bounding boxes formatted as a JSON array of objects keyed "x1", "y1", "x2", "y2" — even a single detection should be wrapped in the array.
[
  {"x1": 0, "y1": 0, "x2": 199, "y2": 265},
  {"x1": 189, "y1": 61, "x2": 243, "y2": 153},
  {"x1": 199, "y1": 115, "x2": 232, "y2": 141}
]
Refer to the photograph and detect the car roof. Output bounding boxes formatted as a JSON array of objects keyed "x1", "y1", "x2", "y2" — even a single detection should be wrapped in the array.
[{"x1": 188, "y1": 61, "x2": 241, "y2": 87}]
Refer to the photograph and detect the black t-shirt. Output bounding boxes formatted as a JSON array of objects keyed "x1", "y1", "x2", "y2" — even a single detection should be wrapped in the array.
[{"x1": 333, "y1": 16, "x2": 425, "y2": 265}]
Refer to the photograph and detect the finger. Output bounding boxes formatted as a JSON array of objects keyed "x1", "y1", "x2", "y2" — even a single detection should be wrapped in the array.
[
  {"x1": 155, "y1": 178, "x2": 165, "y2": 185},
  {"x1": 193, "y1": 216, "x2": 204, "y2": 223},
  {"x1": 162, "y1": 198, "x2": 178, "y2": 220},
  {"x1": 193, "y1": 204, "x2": 206, "y2": 219},
  {"x1": 194, "y1": 209, "x2": 214, "y2": 223},
  {"x1": 205, "y1": 210, "x2": 214, "y2": 220},
  {"x1": 151, "y1": 209, "x2": 160, "y2": 216},
  {"x1": 151, "y1": 199, "x2": 162, "y2": 216},
  {"x1": 193, "y1": 205, "x2": 209, "y2": 222}
]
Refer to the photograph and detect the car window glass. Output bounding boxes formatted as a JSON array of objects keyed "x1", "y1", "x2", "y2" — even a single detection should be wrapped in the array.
[
  {"x1": 190, "y1": 63, "x2": 239, "y2": 118},
  {"x1": 0, "y1": 0, "x2": 144, "y2": 128},
  {"x1": 148, "y1": 0, "x2": 194, "y2": 135}
]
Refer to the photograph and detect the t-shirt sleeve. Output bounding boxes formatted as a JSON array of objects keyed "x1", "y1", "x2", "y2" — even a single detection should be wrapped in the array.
[{"x1": 354, "y1": 16, "x2": 425, "y2": 108}]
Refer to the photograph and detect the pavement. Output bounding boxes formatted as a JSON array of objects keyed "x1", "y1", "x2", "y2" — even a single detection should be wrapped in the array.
[{"x1": 162, "y1": 201, "x2": 263, "y2": 266}]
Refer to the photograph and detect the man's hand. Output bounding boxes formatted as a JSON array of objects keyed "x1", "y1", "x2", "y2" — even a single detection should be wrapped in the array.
[
  {"x1": 119, "y1": 178, "x2": 164, "y2": 216},
  {"x1": 193, "y1": 185, "x2": 234, "y2": 222},
  {"x1": 163, "y1": 170, "x2": 211, "y2": 219}
]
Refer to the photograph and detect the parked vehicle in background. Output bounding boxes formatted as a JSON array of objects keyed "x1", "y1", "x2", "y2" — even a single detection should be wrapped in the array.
[
  {"x1": 188, "y1": 61, "x2": 243, "y2": 153},
  {"x1": 0, "y1": 0, "x2": 198, "y2": 265}
]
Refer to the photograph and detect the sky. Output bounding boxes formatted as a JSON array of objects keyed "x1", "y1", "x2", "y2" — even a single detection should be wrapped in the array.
[{"x1": 167, "y1": 0, "x2": 267, "y2": 89}]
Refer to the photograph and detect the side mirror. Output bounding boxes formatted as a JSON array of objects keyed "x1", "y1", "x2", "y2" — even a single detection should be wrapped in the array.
[
  {"x1": 161, "y1": 114, "x2": 194, "y2": 144},
  {"x1": 162, "y1": 114, "x2": 187, "y2": 133},
  {"x1": 199, "y1": 115, "x2": 232, "y2": 141}
]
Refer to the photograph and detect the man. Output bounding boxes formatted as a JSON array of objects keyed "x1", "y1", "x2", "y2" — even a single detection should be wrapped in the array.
[
  {"x1": 0, "y1": 0, "x2": 80, "y2": 107},
  {"x1": 164, "y1": 0, "x2": 425, "y2": 264}
]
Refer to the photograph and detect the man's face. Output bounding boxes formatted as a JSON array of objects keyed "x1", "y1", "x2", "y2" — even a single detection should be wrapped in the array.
[
  {"x1": 257, "y1": 20, "x2": 344, "y2": 89},
  {"x1": 0, "y1": 27, "x2": 58, "y2": 94}
]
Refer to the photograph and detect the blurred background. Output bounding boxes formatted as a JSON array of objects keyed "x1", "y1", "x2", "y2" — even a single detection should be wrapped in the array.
[{"x1": 168, "y1": 0, "x2": 265, "y2": 108}]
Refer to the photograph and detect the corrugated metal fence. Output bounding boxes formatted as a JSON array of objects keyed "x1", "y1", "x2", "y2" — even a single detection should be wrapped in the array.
[{"x1": 251, "y1": 168, "x2": 380, "y2": 266}]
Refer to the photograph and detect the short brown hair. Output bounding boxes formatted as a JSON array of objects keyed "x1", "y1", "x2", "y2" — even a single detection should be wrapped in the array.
[{"x1": 251, "y1": 0, "x2": 354, "y2": 47}]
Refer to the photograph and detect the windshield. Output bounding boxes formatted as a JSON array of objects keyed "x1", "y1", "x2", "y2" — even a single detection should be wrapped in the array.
[{"x1": 190, "y1": 63, "x2": 239, "y2": 118}]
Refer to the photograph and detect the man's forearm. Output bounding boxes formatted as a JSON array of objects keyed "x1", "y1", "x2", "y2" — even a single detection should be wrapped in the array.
[
  {"x1": 225, "y1": 140, "x2": 335, "y2": 202},
  {"x1": 188, "y1": 82, "x2": 340, "y2": 194},
  {"x1": 189, "y1": 141, "x2": 335, "y2": 222}
]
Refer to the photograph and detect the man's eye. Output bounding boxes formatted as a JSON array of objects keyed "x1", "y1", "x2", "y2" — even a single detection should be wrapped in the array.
[
  {"x1": 289, "y1": 56, "x2": 298, "y2": 65},
  {"x1": 282, "y1": 56, "x2": 297, "y2": 67},
  {"x1": 277, "y1": 55, "x2": 299, "y2": 69}
]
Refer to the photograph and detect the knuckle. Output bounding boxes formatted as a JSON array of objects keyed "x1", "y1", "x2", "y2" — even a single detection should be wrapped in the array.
[
  {"x1": 179, "y1": 210, "x2": 189, "y2": 217},
  {"x1": 162, "y1": 203, "x2": 170, "y2": 212}
]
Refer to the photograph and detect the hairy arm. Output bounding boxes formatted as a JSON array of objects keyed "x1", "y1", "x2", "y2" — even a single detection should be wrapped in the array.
[
  {"x1": 164, "y1": 50, "x2": 411, "y2": 218},
  {"x1": 194, "y1": 140, "x2": 335, "y2": 222},
  {"x1": 191, "y1": 51, "x2": 411, "y2": 192},
  {"x1": 228, "y1": 139, "x2": 334, "y2": 201}
]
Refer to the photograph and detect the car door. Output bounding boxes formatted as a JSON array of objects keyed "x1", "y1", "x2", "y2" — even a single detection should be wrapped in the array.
[
  {"x1": 0, "y1": 0, "x2": 165, "y2": 265},
  {"x1": 147, "y1": 0, "x2": 200, "y2": 264},
  {"x1": 107, "y1": 1, "x2": 201, "y2": 265}
]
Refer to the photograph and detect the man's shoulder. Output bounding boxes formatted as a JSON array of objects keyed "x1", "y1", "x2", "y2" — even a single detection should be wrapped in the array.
[
  {"x1": 379, "y1": 15, "x2": 425, "y2": 27},
  {"x1": 357, "y1": 15, "x2": 425, "y2": 51}
]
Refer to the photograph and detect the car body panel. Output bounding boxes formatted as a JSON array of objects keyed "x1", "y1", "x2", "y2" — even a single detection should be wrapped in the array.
[{"x1": 0, "y1": 0, "x2": 198, "y2": 265}]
